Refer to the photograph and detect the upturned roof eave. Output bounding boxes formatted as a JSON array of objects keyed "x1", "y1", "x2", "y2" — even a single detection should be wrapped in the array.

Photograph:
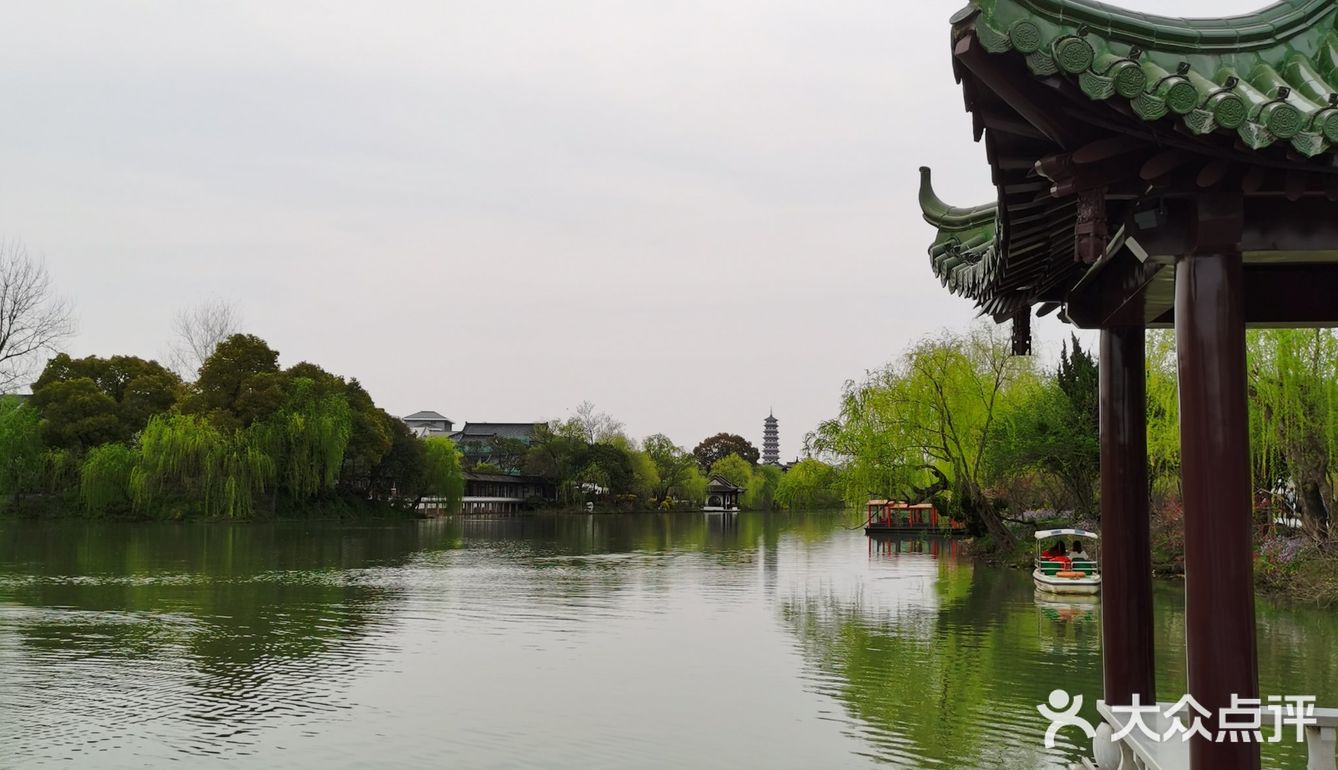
[{"x1": 918, "y1": 0, "x2": 1338, "y2": 320}]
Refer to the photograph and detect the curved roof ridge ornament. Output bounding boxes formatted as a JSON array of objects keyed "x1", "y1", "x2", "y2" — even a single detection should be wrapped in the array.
[{"x1": 918, "y1": 167, "x2": 997, "y2": 230}]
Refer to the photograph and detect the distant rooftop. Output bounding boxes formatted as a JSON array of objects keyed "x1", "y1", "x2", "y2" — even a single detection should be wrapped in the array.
[
  {"x1": 463, "y1": 471, "x2": 547, "y2": 484},
  {"x1": 458, "y1": 422, "x2": 542, "y2": 440},
  {"x1": 707, "y1": 475, "x2": 744, "y2": 492},
  {"x1": 404, "y1": 410, "x2": 450, "y2": 421}
]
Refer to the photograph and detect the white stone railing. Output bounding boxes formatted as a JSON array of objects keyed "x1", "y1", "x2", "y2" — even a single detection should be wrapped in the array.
[{"x1": 1080, "y1": 700, "x2": 1338, "y2": 770}]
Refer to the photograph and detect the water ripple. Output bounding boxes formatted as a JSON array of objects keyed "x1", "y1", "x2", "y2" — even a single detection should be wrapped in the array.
[{"x1": 0, "y1": 515, "x2": 1324, "y2": 769}]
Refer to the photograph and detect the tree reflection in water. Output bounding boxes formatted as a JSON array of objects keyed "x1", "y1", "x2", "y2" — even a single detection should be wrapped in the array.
[{"x1": 0, "y1": 520, "x2": 465, "y2": 760}]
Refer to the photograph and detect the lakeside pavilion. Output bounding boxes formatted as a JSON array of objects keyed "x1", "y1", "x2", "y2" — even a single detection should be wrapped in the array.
[{"x1": 919, "y1": 1, "x2": 1338, "y2": 768}]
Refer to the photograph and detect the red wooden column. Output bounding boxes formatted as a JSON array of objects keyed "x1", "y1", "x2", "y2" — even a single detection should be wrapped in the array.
[
  {"x1": 1176, "y1": 251, "x2": 1259, "y2": 770},
  {"x1": 1099, "y1": 326, "x2": 1155, "y2": 707}
]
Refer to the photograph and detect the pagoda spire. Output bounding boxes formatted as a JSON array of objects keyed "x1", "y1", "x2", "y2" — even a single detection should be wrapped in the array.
[{"x1": 762, "y1": 411, "x2": 780, "y2": 466}]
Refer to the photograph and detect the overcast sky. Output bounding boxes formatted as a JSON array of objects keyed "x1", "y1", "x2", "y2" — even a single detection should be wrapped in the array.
[{"x1": 2, "y1": 0, "x2": 1259, "y2": 458}]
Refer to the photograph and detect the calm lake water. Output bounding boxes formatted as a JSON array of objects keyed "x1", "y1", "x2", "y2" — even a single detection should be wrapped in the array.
[{"x1": 2, "y1": 513, "x2": 1336, "y2": 769}]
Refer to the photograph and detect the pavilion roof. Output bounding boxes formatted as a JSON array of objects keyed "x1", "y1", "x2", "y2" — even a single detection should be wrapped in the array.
[
  {"x1": 921, "y1": 0, "x2": 1338, "y2": 326},
  {"x1": 966, "y1": 0, "x2": 1338, "y2": 156},
  {"x1": 707, "y1": 475, "x2": 744, "y2": 492}
]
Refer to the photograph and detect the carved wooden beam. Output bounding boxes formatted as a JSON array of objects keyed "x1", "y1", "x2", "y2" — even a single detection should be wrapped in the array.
[
  {"x1": 1149, "y1": 264, "x2": 1338, "y2": 327},
  {"x1": 1075, "y1": 188, "x2": 1109, "y2": 264},
  {"x1": 1196, "y1": 159, "x2": 1232, "y2": 189},
  {"x1": 1065, "y1": 250, "x2": 1165, "y2": 328},
  {"x1": 1071, "y1": 135, "x2": 1148, "y2": 165},
  {"x1": 1139, "y1": 150, "x2": 1192, "y2": 182}
]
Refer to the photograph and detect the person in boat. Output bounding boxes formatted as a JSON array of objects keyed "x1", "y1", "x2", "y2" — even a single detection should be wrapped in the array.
[
  {"x1": 1045, "y1": 540, "x2": 1070, "y2": 570},
  {"x1": 1070, "y1": 540, "x2": 1089, "y2": 561}
]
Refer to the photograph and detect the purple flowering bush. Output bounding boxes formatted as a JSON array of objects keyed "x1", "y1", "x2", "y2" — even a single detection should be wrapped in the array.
[{"x1": 1258, "y1": 535, "x2": 1311, "y2": 568}]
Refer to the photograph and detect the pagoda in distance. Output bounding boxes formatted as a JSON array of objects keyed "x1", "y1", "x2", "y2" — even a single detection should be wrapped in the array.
[{"x1": 762, "y1": 411, "x2": 780, "y2": 466}]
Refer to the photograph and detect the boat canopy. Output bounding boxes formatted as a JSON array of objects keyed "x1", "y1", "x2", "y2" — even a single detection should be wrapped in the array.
[{"x1": 1033, "y1": 528, "x2": 1098, "y2": 540}]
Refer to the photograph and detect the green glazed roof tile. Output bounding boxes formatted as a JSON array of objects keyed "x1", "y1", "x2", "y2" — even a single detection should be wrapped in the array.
[
  {"x1": 1182, "y1": 107, "x2": 1217, "y2": 134},
  {"x1": 1292, "y1": 130, "x2": 1327, "y2": 155},
  {"x1": 962, "y1": 0, "x2": 1338, "y2": 157},
  {"x1": 926, "y1": 0, "x2": 1338, "y2": 319},
  {"x1": 1027, "y1": 49, "x2": 1060, "y2": 75},
  {"x1": 1131, "y1": 90, "x2": 1170, "y2": 120},
  {"x1": 918, "y1": 168, "x2": 1002, "y2": 302},
  {"x1": 1284, "y1": 54, "x2": 1336, "y2": 103},
  {"x1": 1312, "y1": 106, "x2": 1338, "y2": 141},
  {"x1": 1237, "y1": 119, "x2": 1277, "y2": 148}
]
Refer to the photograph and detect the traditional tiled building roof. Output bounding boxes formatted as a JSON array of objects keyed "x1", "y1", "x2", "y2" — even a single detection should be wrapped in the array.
[
  {"x1": 456, "y1": 422, "x2": 542, "y2": 442},
  {"x1": 966, "y1": 0, "x2": 1338, "y2": 156},
  {"x1": 706, "y1": 475, "x2": 744, "y2": 493},
  {"x1": 920, "y1": 0, "x2": 1338, "y2": 333},
  {"x1": 404, "y1": 410, "x2": 450, "y2": 421}
]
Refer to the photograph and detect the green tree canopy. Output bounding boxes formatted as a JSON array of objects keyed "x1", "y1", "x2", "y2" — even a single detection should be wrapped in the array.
[
  {"x1": 988, "y1": 335, "x2": 1099, "y2": 518},
  {"x1": 79, "y1": 443, "x2": 137, "y2": 516},
  {"x1": 189, "y1": 334, "x2": 282, "y2": 427},
  {"x1": 678, "y1": 466, "x2": 707, "y2": 506},
  {"x1": 811, "y1": 325, "x2": 1032, "y2": 547},
  {"x1": 776, "y1": 459, "x2": 843, "y2": 511},
  {"x1": 131, "y1": 413, "x2": 274, "y2": 518},
  {"x1": 248, "y1": 376, "x2": 352, "y2": 501},
  {"x1": 643, "y1": 433, "x2": 697, "y2": 504},
  {"x1": 339, "y1": 380, "x2": 396, "y2": 493},
  {"x1": 31, "y1": 378, "x2": 120, "y2": 450},
  {"x1": 693, "y1": 433, "x2": 759, "y2": 471},
  {"x1": 628, "y1": 449, "x2": 660, "y2": 502},
  {"x1": 421, "y1": 437, "x2": 466, "y2": 512},
  {"x1": 708, "y1": 454, "x2": 753, "y2": 488},
  {"x1": 745, "y1": 463, "x2": 782, "y2": 511},
  {"x1": 369, "y1": 419, "x2": 428, "y2": 507},
  {"x1": 0, "y1": 397, "x2": 42, "y2": 505},
  {"x1": 32, "y1": 354, "x2": 181, "y2": 450},
  {"x1": 585, "y1": 442, "x2": 634, "y2": 496},
  {"x1": 1248, "y1": 329, "x2": 1338, "y2": 541}
]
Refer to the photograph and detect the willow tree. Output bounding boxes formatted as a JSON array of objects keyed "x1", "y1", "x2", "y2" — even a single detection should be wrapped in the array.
[
  {"x1": 80, "y1": 443, "x2": 137, "y2": 516},
  {"x1": 746, "y1": 464, "x2": 782, "y2": 511},
  {"x1": 810, "y1": 370, "x2": 919, "y2": 508},
  {"x1": 131, "y1": 413, "x2": 274, "y2": 518},
  {"x1": 1144, "y1": 331, "x2": 1182, "y2": 495},
  {"x1": 0, "y1": 397, "x2": 42, "y2": 507},
  {"x1": 1249, "y1": 329, "x2": 1338, "y2": 542},
  {"x1": 812, "y1": 325, "x2": 1033, "y2": 547},
  {"x1": 775, "y1": 459, "x2": 842, "y2": 510},
  {"x1": 678, "y1": 466, "x2": 707, "y2": 506},
  {"x1": 248, "y1": 379, "x2": 352, "y2": 502},
  {"x1": 421, "y1": 436, "x2": 466, "y2": 512},
  {"x1": 1146, "y1": 329, "x2": 1338, "y2": 542}
]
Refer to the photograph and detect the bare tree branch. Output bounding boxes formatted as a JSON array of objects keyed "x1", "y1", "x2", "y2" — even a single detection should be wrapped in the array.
[
  {"x1": 571, "y1": 400, "x2": 625, "y2": 444},
  {"x1": 168, "y1": 299, "x2": 242, "y2": 379},
  {"x1": 0, "y1": 240, "x2": 75, "y2": 393}
]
